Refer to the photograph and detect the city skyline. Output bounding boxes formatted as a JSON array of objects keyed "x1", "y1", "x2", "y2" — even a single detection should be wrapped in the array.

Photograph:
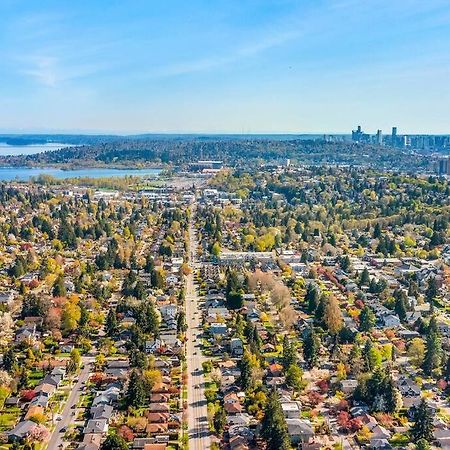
[{"x1": 1, "y1": 0, "x2": 450, "y2": 134}]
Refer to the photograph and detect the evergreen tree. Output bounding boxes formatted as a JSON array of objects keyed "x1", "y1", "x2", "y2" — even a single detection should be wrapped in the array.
[
  {"x1": 239, "y1": 351, "x2": 253, "y2": 391},
  {"x1": 314, "y1": 295, "x2": 326, "y2": 323},
  {"x1": 281, "y1": 336, "x2": 296, "y2": 371},
  {"x1": 305, "y1": 284, "x2": 319, "y2": 313},
  {"x1": 410, "y1": 399, "x2": 434, "y2": 442},
  {"x1": 303, "y1": 327, "x2": 319, "y2": 368},
  {"x1": 425, "y1": 277, "x2": 439, "y2": 305},
  {"x1": 340, "y1": 255, "x2": 352, "y2": 272},
  {"x1": 260, "y1": 390, "x2": 291, "y2": 450},
  {"x1": 177, "y1": 311, "x2": 187, "y2": 333},
  {"x1": 384, "y1": 374, "x2": 402, "y2": 413},
  {"x1": 359, "y1": 268, "x2": 370, "y2": 286},
  {"x1": 52, "y1": 275, "x2": 67, "y2": 297},
  {"x1": 373, "y1": 223, "x2": 382, "y2": 239},
  {"x1": 3, "y1": 348, "x2": 18, "y2": 373},
  {"x1": 79, "y1": 304, "x2": 90, "y2": 328},
  {"x1": 359, "y1": 306, "x2": 376, "y2": 332},
  {"x1": 130, "y1": 348, "x2": 148, "y2": 369},
  {"x1": 285, "y1": 364, "x2": 303, "y2": 391},
  {"x1": 126, "y1": 369, "x2": 146, "y2": 407},
  {"x1": 395, "y1": 295, "x2": 408, "y2": 322},
  {"x1": 363, "y1": 339, "x2": 374, "y2": 371},
  {"x1": 349, "y1": 341, "x2": 364, "y2": 376},
  {"x1": 105, "y1": 309, "x2": 118, "y2": 336},
  {"x1": 150, "y1": 268, "x2": 165, "y2": 289},
  {"x1": 248, "y1": 325, "x2": 262, "y2": 354},
  {"x1": 226, "y1": 290, "x2": 243, "y2": 309},
  {"x1": 422, "y1": 326, "x2": 442, "y2": 376},
  {"x1": 144, "y1": 254, "x2": 155, "y2": 273}
]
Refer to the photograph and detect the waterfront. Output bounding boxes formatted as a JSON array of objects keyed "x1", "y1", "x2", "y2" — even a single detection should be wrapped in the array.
[
  {"x1": 0, "y1": 166, "x2": 161, "y2": 181},
  {"x1": 0, "y1": 142, "x2": 72, "y2": 156}
]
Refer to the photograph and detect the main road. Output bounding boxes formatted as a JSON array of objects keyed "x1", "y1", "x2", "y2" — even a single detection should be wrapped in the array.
[
  {"x1": 47, "y1": 356, "x2": 94, "y2": 450},
  {"x1": 185, "y1": 205, "x2": 211, "y2": 450}
]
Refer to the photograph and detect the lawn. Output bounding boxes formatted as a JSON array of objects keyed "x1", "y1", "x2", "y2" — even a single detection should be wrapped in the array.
[
  {"x1": 0, "y1": 407, "x2": 20, "y2": 432},
  {"x1": 78, "y1": 392, "x2": 94, "y2": 408},
  {"x1": 390, "y1": 433, "x2": 410, "y2": 447},
  {"x1": 28, "y1": 369, "x2": 45, "y2": 387}
]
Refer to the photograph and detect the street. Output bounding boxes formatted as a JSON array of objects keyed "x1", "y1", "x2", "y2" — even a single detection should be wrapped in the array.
[
  {"x1": 46, "y1": 357, "x2": 94, "y2": 450},
  {"x1": 185, "y1": 207, "x2": 211, "y2": 450}
]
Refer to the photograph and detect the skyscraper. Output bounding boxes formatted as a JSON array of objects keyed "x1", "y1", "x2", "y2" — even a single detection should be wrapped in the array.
[
  {"x1": 376, "y1": 129, "x2": 383, "y2": 145},
  {"x1": 438, "y1": 157, "x2": 450, "y2": 176},
  {"x1": 392, "y1": 127, "x2": 397, "y2": 146},
  {"x1": 352, "y1": 125, "x2": 369, "y2": 143}
]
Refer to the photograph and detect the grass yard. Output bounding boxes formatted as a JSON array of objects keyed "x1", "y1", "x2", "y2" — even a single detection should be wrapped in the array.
[
  {"x1": 390, "y1": 433, "x2": 410, "y2": 447},
  {"x1": 0, "y1": 407, "x2": 20, "y2": 433},
  {"x1": 28, "y1": 369, "x2": 45, "y2": 387}
]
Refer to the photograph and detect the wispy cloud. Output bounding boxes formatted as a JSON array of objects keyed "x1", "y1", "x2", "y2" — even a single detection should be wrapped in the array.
[{"x1": 20, "y1": 55, "x2": 58, "y2": 87}]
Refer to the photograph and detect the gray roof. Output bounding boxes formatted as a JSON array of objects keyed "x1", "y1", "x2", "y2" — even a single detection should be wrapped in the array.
[
  {"x1": 7, "y1": 420, "x2": 36, "y2": 438},
  {"x1": 90, "y1": 404, "x2": 113, "y2": 420}
]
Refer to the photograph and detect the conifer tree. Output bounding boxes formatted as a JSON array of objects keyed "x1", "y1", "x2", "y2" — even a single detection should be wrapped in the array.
[
  {"x1": 410, "y1": 399, "x2": 434, "y2": 442},
  {"x1": 261, "y1": 390, "x2": 291, "y2": 450},
  {"x1": 303, "y1": 327, "x2": 319, "y2": 368},
  {"x1": 126, "y1": 369, "x2": 146, "y2": 407}
]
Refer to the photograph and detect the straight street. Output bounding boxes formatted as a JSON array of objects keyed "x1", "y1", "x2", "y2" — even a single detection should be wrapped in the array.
[
  {"x1": 47, "y1": 357, "x2": 93, "y2": 450},
  {"x1": 185, "y1": 206, "x2": 211, "y2": 450}
]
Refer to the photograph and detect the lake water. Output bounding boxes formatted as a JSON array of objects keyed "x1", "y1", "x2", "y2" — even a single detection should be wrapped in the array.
[
  {"x1": 0, "y1": 143, "x2": 161, "y2": 181},
  {"x1": 0, "y1": 142, "x2": 72, "y2": 156},
  {"x1": 0, "y1": 167, "x2": 161, "y2": 181}
]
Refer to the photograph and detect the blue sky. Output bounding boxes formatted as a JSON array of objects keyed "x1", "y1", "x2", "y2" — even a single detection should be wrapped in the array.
[{"x1": 1, "y1": 0, "x2": 450, "y2": 134}]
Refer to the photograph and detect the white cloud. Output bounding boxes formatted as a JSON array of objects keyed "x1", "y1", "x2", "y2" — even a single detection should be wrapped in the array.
[{"x1": 20, "y1": 56, "x2": 58, "y2": 87}]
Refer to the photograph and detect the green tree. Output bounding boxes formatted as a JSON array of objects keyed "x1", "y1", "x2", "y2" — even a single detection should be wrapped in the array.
[
  {"x1": 240, "y1": 351, "x2": 253, "y2": 391},
  {"x1": 425, "y1": 277, "x2": 438, "y2": 304},
  {"x1": 281, "y1": 336, "x2": 296, "y2": 371},
  {"x1": 410, "y1": 399, "x2": 434, "y2": 442},
  {"x1": 126, "y1": 369, "x2": 146, "y2": 408},
  {"x1": 105, "y1": 309, "x2": 118, "y2": 336},
  {"x1": 305, "y1": 284, "x2": 319, "y2": 313},
  {"x1": 416, "y1": 439, "x2": 431, "y2": 450},
  {"x1": 285, "y1": 364, "x2": 303, "y2": 392},
  {"x1": 340, "y1": 255, "x2": 352, "y2": 272},
  {"x1": 67, "y1": 348, "x2": 81, "y2": 373},
  {"x1": 3, "y1": 348, "x2": 18, "y2": 373},
  {"x1": 260, "y1": 390, "x2": 291, "y2": 450},
  {"x1": 213, "y1": 406, "x2": 226, "y2": 434},
  {"x1": 177, "y1": 311, "x2": 187, "y2": 333},
  {"x1": 359, "y1": 268, "x2": 370, "y2": 286},
  {"x1": 394, "y1": 295, "x2": 408, "y2": 322},
  {"x1": 100, "y1": 434, "x2": 129, "y2": 450},
  {"x1": 384, "y1": 374, "x2": 402, "y2": 413},
  {"x1": 303, "y1": 327, "x2": 319, "y2": 368},
  {"x1": 52, "y1": 275, "x2": 67, "y2": 297},
  {"x1": 359, "y1": 306, "x2": 376, "y2": 332},
  {"x1": 422, "y1": 327, "x2": 442, "y2": 376},
  {"x1": 211, "y1": 241, "x2": 221, "y2": 257}
]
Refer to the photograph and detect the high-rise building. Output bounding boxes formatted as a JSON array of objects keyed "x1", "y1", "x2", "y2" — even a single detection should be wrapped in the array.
[
  {"x1": 376, "y1": 129, "x2": 383, "y2": 145},
  {"x1": 438, "y1": 157, "x2": 450, "y2": 176},
  {"x1": 391, "y1": 127, "x2": 398, "y2": 146},
  {"x1": 352, "y1": 125, "x2": 369, "y2": 143}
]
